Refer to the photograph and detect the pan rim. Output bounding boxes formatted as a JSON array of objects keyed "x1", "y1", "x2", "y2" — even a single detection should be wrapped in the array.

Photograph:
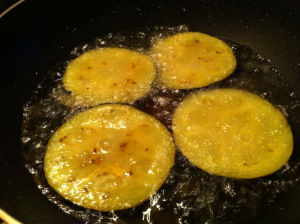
[
  {"x1": 0, "y1": 0, "x2": 25, "y2": 19},
  {"x1": 0, "y1": 208, "x2": 22, "y2": 224}
]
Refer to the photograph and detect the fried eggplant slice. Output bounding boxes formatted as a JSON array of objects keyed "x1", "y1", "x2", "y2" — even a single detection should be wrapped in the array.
[
  {"x1": 62, "y1": 48, "x2": 156, "y2": 106},
  {"x1": 172, "y1": 89, "x2": 293, "y2": 179},
  {"x1": 151, "y1": 32, "x2": 236, "y2": 89},
  {"x1": 44, "y1": 104, "x2": 175, "y2": 211}
]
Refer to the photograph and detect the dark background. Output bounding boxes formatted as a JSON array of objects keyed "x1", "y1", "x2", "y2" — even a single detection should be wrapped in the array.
[{"x1": 0, "y1": 0, "x2": 299, "y2": 223}]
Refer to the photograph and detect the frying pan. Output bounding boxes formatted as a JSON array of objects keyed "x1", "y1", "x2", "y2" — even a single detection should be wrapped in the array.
[{"x1": 0, "y1": 0, "x2": 299, "y2": 223}]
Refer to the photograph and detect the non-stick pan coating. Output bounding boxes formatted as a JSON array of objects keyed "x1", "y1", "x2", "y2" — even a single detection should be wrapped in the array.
[{"x1": 0, "y1": 0, "x2": 299, "y2": 223}]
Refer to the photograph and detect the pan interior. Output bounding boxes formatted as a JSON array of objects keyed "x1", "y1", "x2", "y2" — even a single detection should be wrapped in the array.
[{"x1": 21, "y1": 25, "x2": 300, "y2": 224}]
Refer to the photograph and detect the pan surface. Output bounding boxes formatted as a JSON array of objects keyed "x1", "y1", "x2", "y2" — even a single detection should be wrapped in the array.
[{"x1": 0, "y1": 0, "x2": 299, "y2": 223}]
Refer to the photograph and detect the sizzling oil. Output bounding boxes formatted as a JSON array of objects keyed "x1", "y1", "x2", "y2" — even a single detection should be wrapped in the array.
[{"x1": 21, "y1": 25, "x2": 300, "y2": 224}]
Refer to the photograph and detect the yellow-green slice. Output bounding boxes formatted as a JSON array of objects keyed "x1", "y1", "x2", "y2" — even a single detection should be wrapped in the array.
[
  {"x1": 172, "y1": 88, "x2": 293, "y2": 179},
  {"x1": 62, "y1": 48, "x2": 156, "y2": 106},
  {"x1": 44, "y1": 104, "x2": 175, "y2": 211},
  {"x1": 151, "y1": 32, "x2": 236, "y2": 89}
]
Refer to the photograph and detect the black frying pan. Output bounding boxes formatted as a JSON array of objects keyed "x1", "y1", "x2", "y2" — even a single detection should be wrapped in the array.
[{"x1": 0, "y1": 0, "x2": 299, "y2": 223}]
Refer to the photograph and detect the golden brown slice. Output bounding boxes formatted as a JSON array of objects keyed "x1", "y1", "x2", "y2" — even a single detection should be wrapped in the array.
[
  {"x1": 44, "y1": 104, "x2": 175, "y2": 211},
  {"x1": 151, "y1": 32, "x2": 236, "y2": 89},
  {"x1": 62, "y1": 48, "x2": 156, "y2": 106},
  {"x1": 172, "y1": 89, "x2": 293, "y2": 179}
]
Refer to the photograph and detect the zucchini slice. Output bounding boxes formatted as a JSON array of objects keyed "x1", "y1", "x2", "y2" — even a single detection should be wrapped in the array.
[
  {"x1": 151, "y1": 32, "x2": 236, "y2": 89},
  {"x1": 172, "y1": 89, "x2": 293, "y2": 179},
  {"x1": 62, "y1": 48, "x2": 156, "y2": 106},
  {"x1": 44, "y1": 104, "x2": 175, "y2": 211}
]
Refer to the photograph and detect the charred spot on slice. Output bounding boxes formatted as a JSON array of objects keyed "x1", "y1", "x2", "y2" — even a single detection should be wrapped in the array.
[
  {"x1": 126, "y1": 78, "x2": 136, "y2": 84},
  {"x1": 68, "y1": 177, "x2": 75, "y2": 182},
  {"x1": 103, "y1": 193, "x2": 110, "y2": 199},
  {"x1": 121, "y1": 143, "x2": 127, "y2": 147},
  {"x1": 90, "y1": 159, "x2": 95, "y2": 164},
  {"x1": 120, "y1": 142, "x2": 128, "y2": 152},
  {"x1": 94, "y1": 156, "x2": 102, "y2": 164},
  {"x1": 93, "y1": 147, "x2": 97, "y2": 153}
]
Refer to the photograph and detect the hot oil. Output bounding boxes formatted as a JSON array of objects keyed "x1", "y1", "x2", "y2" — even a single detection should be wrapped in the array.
[{"x1": 21, "y1": 25, "x2": 300, "y2": 224}]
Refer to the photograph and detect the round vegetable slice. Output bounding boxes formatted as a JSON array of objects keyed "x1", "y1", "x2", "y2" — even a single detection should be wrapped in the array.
[
  {"x1": 44, "y1": 104, "x2": 175, "y2": 211},
  {"x1": 151, "y1": 32, "x2": 236, "y2": 89},
  {"x1": 62, "y1": 48, "x2": 156, "y2": 106},
  {"x1": 172, "y1": 89, "x2": 293, "y2": 179}
]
